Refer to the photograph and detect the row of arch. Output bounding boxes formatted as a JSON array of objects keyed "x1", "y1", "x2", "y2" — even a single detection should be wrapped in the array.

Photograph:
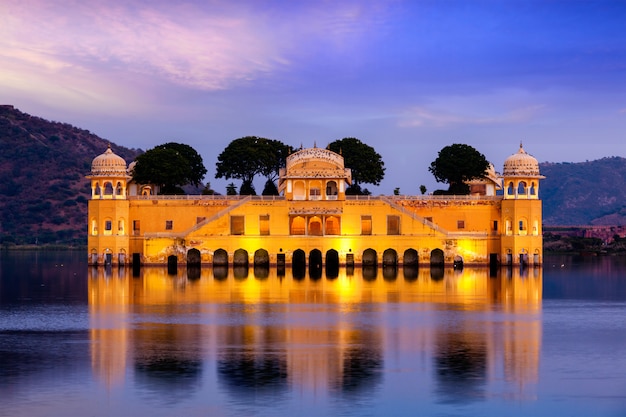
[
  {"x1": 505, "y1": 180, "x2": 538, "y2": 199},
  {"x1": 183, "y1": 248, "x2": 447, "y2": 268}
]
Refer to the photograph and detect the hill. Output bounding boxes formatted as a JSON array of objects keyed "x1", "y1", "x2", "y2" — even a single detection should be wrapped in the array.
[
  {"x1": 0, "y1": 105, "x2": 140, "y2": 246},
  {"x1": 540, "y1": 158, "x2": 626, "y2": 225}
]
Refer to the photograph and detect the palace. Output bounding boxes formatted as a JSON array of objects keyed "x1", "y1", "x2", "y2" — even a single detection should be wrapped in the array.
[{"x1": 87, "y1": 144, "x2": 544, "y2": 268}]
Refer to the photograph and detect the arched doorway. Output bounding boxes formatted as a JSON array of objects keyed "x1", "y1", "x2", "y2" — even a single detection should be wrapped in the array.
[
  {"x1": 309, "y1": 249, "x2": 322, "y2": 279},
  {"x1": 362, "y1": 248, "x2": 377, "y2": 267},
  {"x1": 292, "y1": 249, "x2": 306, "y2": 279},
  {"x1": 213, "y1": 249, "x2": 228, "y2": 266},
  {"x1": 254, "y1": 249, "x2": 270, "y2": 267},
  {"x1": 403, "y1": 248, "x2": 418, "y2": 267},
  {"x1": 233, "y1": 249, "x2": 248, "y2": 267},
  {"x1": 430, "y1": 249, "x2": 444, "y2": 266},
  {"x1": 167, "y1": 255, "x2": 177, "y2": 275},
  {"x1": 187, "y1": 248, "x2": 201, "y2": 267},
  {"x1": 382, "y1": 248, "x2": 397, "y2": 266},
  {"x1": 325, "y1": 249, "x2": 339, "y2": 278}
]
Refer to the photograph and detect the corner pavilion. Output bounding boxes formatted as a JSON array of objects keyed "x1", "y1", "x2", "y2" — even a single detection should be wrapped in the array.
[{"x1": 87, "y1": 144, "x2": 544, "y2": 268}]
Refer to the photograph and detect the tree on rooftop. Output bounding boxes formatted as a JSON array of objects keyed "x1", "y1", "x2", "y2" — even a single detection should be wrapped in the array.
[
  {"x1": 327, "y1": 137, "x2": 385, "y2": 194},
  {"x1": 215, "y1": 136, "x2": 293, "y2": 194},
  {"x1": 132, "y1": 142, "x2": 207, "y2": 195},
  {"x1": 428, "y1": 143, "x2": 489, "y2": 195}
]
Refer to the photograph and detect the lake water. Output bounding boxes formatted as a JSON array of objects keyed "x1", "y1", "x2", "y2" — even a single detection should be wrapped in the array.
[{"x1": 1, "y1": 251, "x2": 625, "y2": 417}]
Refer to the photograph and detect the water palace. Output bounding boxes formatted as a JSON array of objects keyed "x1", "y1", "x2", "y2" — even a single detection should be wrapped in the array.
[{"x1": 87, "y1": 144, "x2": 544, "y2": 269}]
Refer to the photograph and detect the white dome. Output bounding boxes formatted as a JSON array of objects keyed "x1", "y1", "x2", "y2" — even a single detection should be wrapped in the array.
[
  {"x1": 91, "y1": 145, "x2": 128, "y2": 176},
  {"x1": 503, "y1": 144, "x2": 541, "y2": 177}
]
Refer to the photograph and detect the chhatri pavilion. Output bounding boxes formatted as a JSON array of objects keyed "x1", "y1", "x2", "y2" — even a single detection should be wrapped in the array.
[{"x1": 87, "y1": 144, "x2": 544, "y2": 268}]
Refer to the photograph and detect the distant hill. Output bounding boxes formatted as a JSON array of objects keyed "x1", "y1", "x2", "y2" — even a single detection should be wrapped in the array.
[
  {"x1": 1, "y1": 105, "x2": 625, "y2": 246},
  {"x1": 0, "y1": 105, "x2": 140, "y2": 246},
  {"x1": 540, "y1": 158, "x2": 626, "y2": 226}
]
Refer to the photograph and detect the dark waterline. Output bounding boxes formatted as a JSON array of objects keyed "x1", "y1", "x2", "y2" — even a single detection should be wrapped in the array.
[{"x1": 1, "y1": 251, "x2": 625, "y2": 417}]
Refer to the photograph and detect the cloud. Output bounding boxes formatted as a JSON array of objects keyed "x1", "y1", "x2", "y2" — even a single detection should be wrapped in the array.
[{"x1": 397, "y1": 90, "x2": 547, "y2": 128}]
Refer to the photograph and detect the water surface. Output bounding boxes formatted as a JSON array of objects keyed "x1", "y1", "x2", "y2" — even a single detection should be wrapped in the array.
[{"x1": 0, "y1": 251, "x2": 625, "y2": 416}]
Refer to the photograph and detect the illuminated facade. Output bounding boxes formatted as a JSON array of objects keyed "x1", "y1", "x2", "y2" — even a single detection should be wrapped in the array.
[{"x1": 87, "y1": 144, "x2": 544, "y2": 267}]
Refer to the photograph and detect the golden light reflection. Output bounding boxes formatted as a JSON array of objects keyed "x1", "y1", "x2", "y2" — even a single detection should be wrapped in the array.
[{"x1": 88, "y1": 265, "x2": 542, "y2": 397}]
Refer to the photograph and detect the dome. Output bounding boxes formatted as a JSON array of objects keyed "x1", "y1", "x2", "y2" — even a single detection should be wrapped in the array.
[
  {"x1": 91, "y1": 145, "x2": 128, "y2": 176},
  {"x1": 503, "y1": 144, "x2": 541, "y2": 177}
]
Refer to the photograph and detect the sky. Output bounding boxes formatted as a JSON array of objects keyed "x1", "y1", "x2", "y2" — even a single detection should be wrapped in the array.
[{"x1": 1, "y1": 0, "x2": 625, "y2": 195}]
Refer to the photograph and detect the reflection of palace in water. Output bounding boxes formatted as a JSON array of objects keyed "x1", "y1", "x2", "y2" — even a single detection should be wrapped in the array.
[
  {"x1": 87, "y1": 144, "x2": 544, "y2": 268},
  {"x1": 89, "y1": 265, "x2": 542, "y2": 399}
]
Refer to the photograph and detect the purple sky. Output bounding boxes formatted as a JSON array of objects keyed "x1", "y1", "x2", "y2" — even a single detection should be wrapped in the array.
[{"x1": 1, "y1": 0, "x2": 625, "y2": 194}]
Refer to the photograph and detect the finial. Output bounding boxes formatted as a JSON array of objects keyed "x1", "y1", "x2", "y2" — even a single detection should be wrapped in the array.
[{"x1": 314, "y1": 141, "x2": 317, "y2": 148}]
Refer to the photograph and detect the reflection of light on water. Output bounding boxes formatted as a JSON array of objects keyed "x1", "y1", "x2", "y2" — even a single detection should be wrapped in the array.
[{"x1": 88, "y1": 265, "x2": 542, "y2": 398}]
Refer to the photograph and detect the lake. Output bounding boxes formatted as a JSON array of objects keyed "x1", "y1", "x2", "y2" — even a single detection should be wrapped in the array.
[{"x1": 1, "y1": 251, "x2": 625, "y2": 417}]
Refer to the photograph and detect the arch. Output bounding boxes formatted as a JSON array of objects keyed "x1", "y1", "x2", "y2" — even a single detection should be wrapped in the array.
[
  {"x1": 507, "y1": 182, "x2": 514, "y2": 196},
  {"x1": 325, "y1": 216, "x2": 340, "y2": 235},
  {"x1": 293, "y1": 181, "x2": 306, "y2": 200},
  {"x1": 362, "y1": 248, "x2": 377, "y2": 267},
  {"x1": 213, "y1": 249, "x2": 228, "y2": 266},
  {"x1": 530, "y1": 182, "x2": 537, "y2": 196},
  {"x1": 103, "y1": 181, "x2": 114, "y2": 196},
  {"x1": 141, "y1": 185, "x2": 152, "y2": 196},
  {"x1": 187, "y1": 248, "x2": 201, "y2": 267},
  {"x1": 505, "y1": 218, "x2": 513, "y2": 236},
  {"x1": 117, "y1": 218, "x2": 125, "y2": 235},
  {"x1": 403, "y1": 248, "x2": 419, "y2": 267},
  {"x1": 325, "y1": 249, "x2": 339, "y2": 279},
  {"x1": 118, "y1": 249, "x2": 126, "y2": 265},
  {"x1": 518, "y1": 217, "x2": 528, "y2": 236},
  {"x1": 308, "y1": 216, "x2": 322, "y2": 236},
  {"x1": 292, "y1": 249, "x2": 306, "y2": 279},
  {"x1": 309, "y1": 180, "x2": 323, "y2": 200},
  {"x1": 115, "y1": 181, "x2": 123, "y2": 196},
  {"x1": 91, "y1": 218, "x2": 98, "y2": 235},
  {"x1": 233, "y1": 249, "x2": 249, "y2": 267},
  {"x1": 533, "y1": 219, "x2": 539, "y2": 235},
  {"x1": 517, "y1": 181, "x2": 527, "y2": 195},
  {"x1": 94, "y1": 183, "x2": 102, "y2": 197},
  {"x1": 430, "y1": 249, "x2": 444, "y2": 266},
  {"x1": 382, "y1": 248, "x2": 397, "y2": 266},
  {"x1": 453, "y1": 255, "x2": 464, "y2": 269},
  {"x1": 326, "y1": 180, "x2": 338, "y2": 198},
  {"x1": 254, "y1": 249, "x2": 270, "y2": 267},
  {"x1": 167, "y1": 255, "x2": 178, "y2": 275},
  {"x1": 290, "y1": 216, "x2": 306, "y2": 235},
  {"x1": 309, "y1": 249, "x2": 322, "y2": 279},
  {"x1": 90, "y1": 249, "x2": 98, "y2": 265},
  {"x1": 103, "y1": 217, "x2": 113, "y2": 236}
]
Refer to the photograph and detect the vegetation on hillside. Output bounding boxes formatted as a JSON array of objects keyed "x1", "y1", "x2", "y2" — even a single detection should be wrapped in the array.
[{"x1": 0, "y1": 106, "x2": 140, "y2": 246}]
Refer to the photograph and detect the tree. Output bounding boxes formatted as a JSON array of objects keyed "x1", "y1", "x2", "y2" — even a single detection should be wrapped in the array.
[
  {"x1": 215, "y1": 136, "x2": 293, "y2": 185},
  {"x1": 226, "y1": 183, "x2": 237, "y2": 195},
  {"x1": 132, "y1": 142, "x2": 207, "y2": 194},
  {"x1": 419, "y1": 185, "x2": 427, "y2": 195},
  {"x1": 327, "y1": 137, "x2": 385, "y2": 191},
  {"x1": 428, "y1": 144, "x2": 489, "y2": 195}
]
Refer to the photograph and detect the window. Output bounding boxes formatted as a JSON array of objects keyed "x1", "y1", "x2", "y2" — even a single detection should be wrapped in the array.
[
  {"x1": 231, "y1": 215, "x2": 245, "y2": 235},
  {"x1": 133, "y1": 220, "x2": 140, "y2": 235},
  {"x1": 310, "y1": 188, "x2": 321, "y2": 200},
  {"x1": 387, "y1": 215, "x2": 400, "y2": 235},
  {"x1": 118, "y1": 220, "x2": 124, "y2": 234},
  {"x1": 104, "y1": 220, "x2": 112, "y2": 236},
  {"x1": 91, "y1": 219, "x2": 98, "y2": 236},
  {"x1": 260, "y1": 214, "x2": 270, "y2": 236},
  {"x1": 493, "y1": 220, "x2": 498, "y2": 231},
  {"x1": 325, "y1": 216, "x2": 340, "y2": 235},
  {"x1": 457, "y1": 220, "x2": 465, "y2": 229},
  {"x1": 290, "y1": 216, "x2": 305, "y2": 235},
  {"x1": 165, "y1": 220, "x2": 173, "y2": 230},
  {"x1": 361, "y1": 215, "x2": 372, "y2": 235},
  {"x1": 424, "y1": 217, "x2": 433, "y2": 223},
  {"x1": 196, "y1": 216, "x2": 206, "y2": 224}
]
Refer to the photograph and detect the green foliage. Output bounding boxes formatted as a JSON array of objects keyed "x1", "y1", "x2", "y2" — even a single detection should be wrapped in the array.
[
  {"x1": 327, "y1": 137, "x2": 385, "y2": 186},
  {"x1": 239, "y1": 179, "x2": 257, "y2": 195},
  {"x1": 262, "y1": 179, "x2": 279, "y2": 196},
  {"x1": 226, "y1": 183, "x2": 237, "y2": 195},
  {"x1": 215, "y1": 137, "x2": 293, "y2": 188},
  {"x1": 429, "y1": 144, "x2": 489, "y2": 195},
  {"x1": 132, "y1": 142, "x2": 207, "y2": 193},
  {"x1": 419, "y1": 185, "x2": 427, "y2": 195}
]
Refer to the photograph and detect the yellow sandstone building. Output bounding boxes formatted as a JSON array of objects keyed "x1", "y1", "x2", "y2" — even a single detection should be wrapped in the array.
[{"x1": 87, "y1": 144, "x2": 543, "y2": 268}]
